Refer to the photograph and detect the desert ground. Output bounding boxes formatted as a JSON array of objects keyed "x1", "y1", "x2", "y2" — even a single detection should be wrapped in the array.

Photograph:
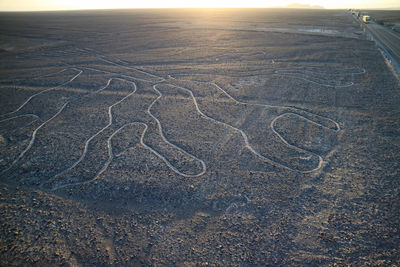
[
  {"x1": 0, "y1": 9, "x2": 399, "y2": 266},
  {"x1": 365, "y1": 10, "x2": 400, "y2": 29}
]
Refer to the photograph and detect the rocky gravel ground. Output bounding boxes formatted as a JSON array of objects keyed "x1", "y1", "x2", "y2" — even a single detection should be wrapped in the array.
[{"x1": 0, "y1": 8, "x2": 399, "y2": 266}]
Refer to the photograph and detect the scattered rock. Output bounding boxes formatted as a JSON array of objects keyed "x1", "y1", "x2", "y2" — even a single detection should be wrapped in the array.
[{"x1": 0, "y1": 135, "x2": 7, "y2": 146}]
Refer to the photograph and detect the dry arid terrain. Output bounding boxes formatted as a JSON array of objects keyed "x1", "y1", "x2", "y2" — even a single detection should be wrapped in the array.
[
  {"x1": 0, "y1": 8, "x2": 399, "y2": 266},
  {"x1": 366, "y1": 10, "x2": 400, "y2": 29}
]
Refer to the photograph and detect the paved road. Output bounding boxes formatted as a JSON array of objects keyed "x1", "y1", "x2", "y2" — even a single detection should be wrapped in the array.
[{"x1": 364, "y1": 21, "x2": 400, "y2": 67}]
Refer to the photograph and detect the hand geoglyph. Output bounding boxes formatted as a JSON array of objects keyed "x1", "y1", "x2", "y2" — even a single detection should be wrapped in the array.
[{"x1": 0, "y1": 51, "x2": 365, "y2": 190}]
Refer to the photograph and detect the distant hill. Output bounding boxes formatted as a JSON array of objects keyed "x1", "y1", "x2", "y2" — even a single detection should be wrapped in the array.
[{"x1": 286, "y1": 3, "x2": 325, "y2": 9}]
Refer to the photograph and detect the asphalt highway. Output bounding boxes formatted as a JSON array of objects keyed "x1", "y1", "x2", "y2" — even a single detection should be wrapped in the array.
[{"x1": 364, "y1": 21, "x2": 400, "y2": 67}]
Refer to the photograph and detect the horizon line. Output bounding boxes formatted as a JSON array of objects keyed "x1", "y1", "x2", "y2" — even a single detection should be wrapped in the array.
[{"x1": 1, "y1": 6, "x2": 400, "y2": 12}]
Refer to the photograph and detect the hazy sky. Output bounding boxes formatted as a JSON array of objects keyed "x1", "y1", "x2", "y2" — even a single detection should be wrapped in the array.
[{"x1": 0, "y1": 0, "x2": 399, "y2": 11}]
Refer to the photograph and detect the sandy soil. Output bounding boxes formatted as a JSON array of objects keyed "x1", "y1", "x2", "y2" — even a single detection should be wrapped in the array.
[{"x1": 0, "y1": 8, "x2": 399, "y2": 266}]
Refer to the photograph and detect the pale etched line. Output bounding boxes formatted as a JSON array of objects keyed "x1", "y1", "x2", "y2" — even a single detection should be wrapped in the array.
[
  {"x1": 225, "y1": 203, "x2": 239, "y2": 213},
  {"x1": 99, "y1": 57, "x2": 165, "y2": 81},
  {"x1": 38, "y1": 55, "x2": 346, "y2": 182},
  {"x1": 32, "y1": 68, "x2": 72, "y2": 80},
  {"x1": 165, "y1": 83, "x2": 306, "y2": 173},
  {"x1": 243, "y1": 194, "x2": 251, "y2": 203},
  {"x1": 136, "y1": 123, "x2": 205, "y2": 177},
  {"x1": 50, "y1": 76, "x2": 205, "y2": 190},
  {"x1": 284, "y1": 110, "x2": 340, "y2": 132},
  {"x1": 0, "y1": 114, "x2": 40, "y2": 134},
  {"x1": 271, "y1": 69, "x2": 365, "y2": 77},
  {"x1": 92, "y1": 123, "x2": 134, "y2": 182},
  {"x1": 81, "y1": 66, "x2": 160, "y2": 83},
  {"x1": 167, "y1": 78, "x2": 340, "y2": 173},
  {"x1": 54, "y1": 123, "x2": 135, "y2": 191},
  {"x1": 147, "y1": 85, "x2": 207, "y2": 177},
  {"x1": 77, "y1": 48, "x2": 162, "y2": 79},
  {"x1": 4, "y1": 72, "x2": 115, "y2": 176},
  {"x1": 172, "y1": 65, "x2": 366, "y2": 79},
  {"x1": 0, "y1": 68, "x2": 69, "y2": 83},
  {"x1": 207, "y1": 77, "x2": 341, "y2": 132},
  {"x1": 173, "y1": 69, "x2": 357, "y2": 88},
  {"x1": 49, "y1": 123, "x2": 139, "y2": 190},
  {"x1": 0, "y1": 114, "x2": 39, "y2": 123},
  {"x1": 215, "y1": 50, "x2": 266, "y2": 58},
  {"x1": 48, "y1": 78, "x2": 137, "y2": 186},
  {"x1": 273, "y1": 72, "x2": 354, "y2": 88},
  {"x1": 1, "y1": 68, "x2": 83, "y2": 117},
  {"x1": 52, "y1": 119, "x2": 208, "y2": 191},
  {"x1": 170, "y1": 76, "x2": 340, "y2": 132},
  {"x1": 270, "y1": 113, "x2": 324, "y2": 172},
  {"x1": 275, "y1": 66, "x2": 366, "y2": 75},
  {"x1": 226, "y1": 193, "x2": 252, "y2": 213},
  {"x1": 1, "y1": 103, "x2": 68, "y2": 174}
]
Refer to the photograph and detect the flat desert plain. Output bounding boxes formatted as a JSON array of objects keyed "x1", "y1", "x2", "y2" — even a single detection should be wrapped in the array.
[{"x1": 0, "y1": 8, "x2": 399, "y2": 266}]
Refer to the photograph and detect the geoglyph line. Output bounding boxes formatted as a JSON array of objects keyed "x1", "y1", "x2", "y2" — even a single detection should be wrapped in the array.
[
  {"x1": 161, "y1": 82, "x2": 326, "y2": 173},
  {"x1": 50, "y1": 122, "x2": 138, "y2": 191},
  {"x1": 62, "y1": 51, "x2": 360, "y2": 176},
  {"x1": 96, "y1": 50, "x2": 364, "y2": 90},
  {"x1": 1, "y1": 103, "x2": 68, "y2": 174},
  {"x1": 146, "y1": 84, "x2": 207, "y2": 177},
  {"x1": 270, "y1": 112, "x2": 325, "y2": 170},
  {"x1": 272, "y1": 66, "x2": 366, "y2": 74},
  {"x1": 2, "y1": 50, "x2": 364, "y2": 187},
  {"x1": 50, "y1": 80, "x2": 207, "y2": 190},
  {"x1": 179, "y1": 75, "x2": 341, "y2": 132},
  {"x1": 0, "y1": 68, "x2": 70, "y2": 83},
  {"x1": 47, "y1": 78, "x2": 138, "y2": 188},
  {"x1": 0, "y1": 68, "x2": 87, "y2": 174},
  {"x1": 0, "y1": 114, "x2": 39, "y2": 123},
  {"x1": 99, "y1": 57, "x2": 165, "y2": 81},
  {"x1": 51, "y1": 119, "x2": 207, "y2": 190},
  {"x1": 170, "y1": 65, "x2": 366, "y2": 77},
  {"x1": 0, "y1": 68, "x2": 122, "y2": 175},
  {"x1": 166, "y1": 76, "x2": 343, "y2": 172},
  {"x1": 0, "y1": 114, "x2": 40, "y2": 134},
  {"x1": 81, "y1": 66, "x2": 162, "y2": 83},
  {"x1": 0, "y1": 68, "x2": 83, "y2": 118},
  {"x1": 171, "y1": 65, "x2": 363, "y2": 88},
  {"x1": 273, "y1": 72, "x2": 354, "y2": 88},
  {"x1": 169, "y1": 76, "x2": 340, "y2": 132}
]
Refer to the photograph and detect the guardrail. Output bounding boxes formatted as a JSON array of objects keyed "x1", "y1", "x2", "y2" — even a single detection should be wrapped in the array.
[{"x1": 352, "y1": 13, "x2": 400, "y2": 77}]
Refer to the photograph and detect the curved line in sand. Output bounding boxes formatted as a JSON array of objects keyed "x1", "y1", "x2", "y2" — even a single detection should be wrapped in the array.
[
  {"x1": 0, "y1": 68, "x2": 83, "y2": 118},
  {"x1": 167, "y1": 76, "x2": 341, "y2": 173}
]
